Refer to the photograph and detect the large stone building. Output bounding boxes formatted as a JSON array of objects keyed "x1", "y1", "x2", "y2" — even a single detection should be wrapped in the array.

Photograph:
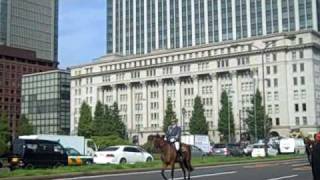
[
  {"x1": 71, "y1": 30, "x2": 320, "y2": 144},
  {"x1": 21, "y1": 70, "x2": 70, "y2": 135},
  {"x1": 0, "y1": 46, "x2": 55, "y2": 138},
  {"x1": 0, "y1": 0, "x2": 59, "y2": 62},
  {"x1": 106, "y1": 0, "x2": 320, "y2": 55}
]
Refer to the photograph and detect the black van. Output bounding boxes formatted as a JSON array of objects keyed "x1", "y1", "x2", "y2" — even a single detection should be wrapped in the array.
[{"x1": 9, "y1": 139, "x2": 68, "y2": 169}]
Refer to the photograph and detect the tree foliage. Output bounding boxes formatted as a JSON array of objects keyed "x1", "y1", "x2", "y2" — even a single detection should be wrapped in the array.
[
  {"x1": 163, "y1": 98, "x2": 177, "y2": 132},
  {"x1": 92, "y1": 135, "x2": 130, "y2": 150},
  {"x1": 218, "y1": 90, "x2": 235, "y2": 143},
  {"x1": 111, "y1": 102, "x2": 127, "y2": 139},
  {"x1": 78, "y1": 102, "x2": 93, "y2": 138},
  {"x1": 245, "y1": 89, "x2": 271, "y2": 141},
  {"x1": 92, "y1": 101, "x2": 106, "y2": 136},
  {"x1": 0, "y1": 112, "x2": 9, "y2": 154},
  {"x1": 16, "y1": 115, "x2": 34, "y2": 136},
  {"x1": 189, "y1": 96, "x2": 208, "y2": 135}
]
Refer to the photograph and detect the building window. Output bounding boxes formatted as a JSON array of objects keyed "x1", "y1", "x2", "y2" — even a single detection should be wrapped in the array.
[
  {"x1": 273, "y1": 66, "x2": 277, "y2": 74},
  {"x1": 301, "y1": 76, "x2": 305, "y2": 85},
  {"x1": 273, "y1": 53, "x2": 277, "y2": 61},
  {"x1": 292, "y1": 64, "x2": 297, "y2": 72},
  {"x1": 293, "y1": 77, "x2": 298, "y2": 86},
  {"x1": 274, "y1": 91, "x2": 279, "y2": 101},
  {"x1": 274, "y1": 79, "x2": 278, "y2": 87},
  {"x1": 292, "y1": 51, "x2": 296, "y2": 60},
  {"x1": 268, "y1": 105, "x2": 272, "y2": 114},
  {"x1": 303, "y1": 117, "x2": 308, "y2": 125},
  {"x1": 299, "y1": 50, "x2": 304, "y2": 58},
  {"x1": 294, "y1": 90, "x2": 299, "y2": 100},
  {"x1": 301, "y1": 89, "x2": 306, "y2": 99},
  {"x1": 300, "y1": 63, "x2": 304, "y2": 72},
  {"x1": 275, "y1": 104, "x2": 279, "y2": 114},
  {"x1": 295, "y1": 117, "x2": 300, "y2": 125},
  {"x1": 266, "y1": 79, "x2": 271, "y2": 87},
  {"x1": 276, "y1": 118, "x2": 280, "y2": 126},
  {"x1": 295, "y1": 104, "x2": 299, "y2": 112},
  {"x1": 266, "y1": 66, "x2": 270, "y2": 74},
  {"x1": 302, "y1": 103, "x2": 307, "y2": 112}
]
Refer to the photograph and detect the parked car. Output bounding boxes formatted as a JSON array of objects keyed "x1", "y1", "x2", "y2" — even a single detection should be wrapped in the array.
[
  {"x1": 251, "y1": 144, "x2": 278, "y2": 158},
  {"x1": 8, "y1": 139, "x2": 68, "y2": 169},
  {"x1": 212, "y1": 144, "x2": 243, "y2": 156},
  {"x1": 243, "y1": 144, "x2": 254, "y2": 156},
  {"x1": 65, "y1": 148, "x2": 93, "y2": 166},
  {"x1": 93, "y1": 146, "x2": 153, "y2": 164},
  {"x1": 190, "y1": 145, "x2": 206, "y2": 158}
]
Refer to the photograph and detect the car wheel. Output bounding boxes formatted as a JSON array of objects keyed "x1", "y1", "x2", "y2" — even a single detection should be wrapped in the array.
[
  {"x1": 146, "y1": 157, "x2": 152, "y2": 162},
  {"x1": 25, "y1": 163, "x2": 34, "y2": 169},
  {"x1": 86, "y1": 159, "x2": 93, "y2": 165},
  {"x1": 120, "y1": 158, "x2": 127, "y2": 164}
]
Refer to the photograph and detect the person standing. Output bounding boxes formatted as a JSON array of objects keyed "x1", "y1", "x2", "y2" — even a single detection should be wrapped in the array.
[{"x1": 312, "y1": 132, "x2": 320, "y2": 180}]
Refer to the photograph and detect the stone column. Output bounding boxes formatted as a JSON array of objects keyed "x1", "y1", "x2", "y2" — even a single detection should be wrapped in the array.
[
  {"x1": 126, "y1": 83, "x2": 133, "y2": 135},
  {"x1": 174, "y1": 77, "x2": 182, "y2": 123},
  {"x1": 141, "y1": 81, "x2": 148, "y2": 131},
  {"x1": 192, "y1": 75, "x2": 199, "y2": 96},
  {"x1": 157, "y1": 79, "x2": 164, "y2": 128},
  {"x1": 230, "y1": 70, "x2": 239, "y2": 133},
  {"x1": 112, "y1": 84, "x2": 118, "y2": 103}
]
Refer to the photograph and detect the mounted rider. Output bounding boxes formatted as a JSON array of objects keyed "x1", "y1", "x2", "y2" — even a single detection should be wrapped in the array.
[{"x1": 165, "y1": 118, "x2": 183, "y2": 160}]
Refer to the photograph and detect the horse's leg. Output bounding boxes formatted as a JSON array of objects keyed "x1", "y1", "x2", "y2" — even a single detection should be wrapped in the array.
[
  {"x1": 161, "y1": 164, "x2": 168, "y2": 180},
  {"x1": 179, "y1": 160, "x2": 186, "y2": 180},
  {"x1": 171, "y1": 163, "x2": 175, "y2": 180}
]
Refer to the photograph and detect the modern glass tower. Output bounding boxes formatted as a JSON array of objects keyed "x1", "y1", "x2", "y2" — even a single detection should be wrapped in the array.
[
  {"x1": 0, "y1": 0, "x2": 59, "y2": 62},
  {"x1": 106, "y1": 0, "x2": 320, "y2": 56}
]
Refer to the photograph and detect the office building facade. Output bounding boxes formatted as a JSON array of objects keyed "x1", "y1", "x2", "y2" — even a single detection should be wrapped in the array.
[
  {"x1": 0, "y1": 0, "x2": 59, "y2": 62},
  {"x1": 21, "y1": 70, "x2": 70, "y2": 135},
  {"x1": 0, "y1": 46, "x2": 55, "y2": 138},
  {"x1": 106, "y1": 0, "x2": 320, "y2": 55},
  {"x1": 72, "y1": 30, "x2": 320, "y2": 144}
]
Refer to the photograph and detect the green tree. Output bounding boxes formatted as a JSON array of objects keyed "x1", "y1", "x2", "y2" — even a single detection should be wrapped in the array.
[
  {"x1": 245, "y1": 89, "x2": 271, "y2": 140},
  {"x1": 92, "y1": 135, "x2": 130, "y2": 150},
  {"x1": 16, "y1": 115, "x2": 34, "y2": 136},
  {"x1": 163, "y1": 97, "x2": 177, "y2": 132},
  {"x1": 189, "y1": 96, "x2": 208, "y2": 135},
  {"x1": 78, "y1": 102, "x2": 93, "y2": 138},
  {"x1": 0, "y1": 112, "x2": 10, "y2": 154},
  {"x1": 111, "y1": 102, "x2": 127, "y2": 139},
  {"x1": 218, "y1": 90, "x2": 235, "y2": 143},
  {"x1": 92, "y1": 101, "x2": 105, "y2": 136}
]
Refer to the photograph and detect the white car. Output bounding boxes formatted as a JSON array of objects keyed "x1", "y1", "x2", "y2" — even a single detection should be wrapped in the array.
[
  {"x1": 251, "y1": 144, "x2": 278, "y2": 158},
  {"x1": 93, "y1": 146, "x2": 153, "y2": 164}
]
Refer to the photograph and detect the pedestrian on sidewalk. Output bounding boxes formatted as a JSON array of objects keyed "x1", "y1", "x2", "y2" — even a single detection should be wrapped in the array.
[{"x1": 312, "y1": 132, "x2": 320, "y2": 180}]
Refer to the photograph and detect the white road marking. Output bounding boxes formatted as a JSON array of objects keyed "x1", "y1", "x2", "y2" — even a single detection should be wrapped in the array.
[
  {"x1": 266, "y1": 175, "x2": 298, "y2": 180},
  {"x1": 291, "y1": 163, "x2": 309, "y2": 167},
  {"x1": 173, "y1": 171, "x2": 237, "y2": 180}
]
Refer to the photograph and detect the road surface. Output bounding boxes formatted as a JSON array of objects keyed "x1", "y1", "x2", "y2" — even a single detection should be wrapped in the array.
[{"x1": 57, "y1": 159, "x2": 312, "y2": 180}]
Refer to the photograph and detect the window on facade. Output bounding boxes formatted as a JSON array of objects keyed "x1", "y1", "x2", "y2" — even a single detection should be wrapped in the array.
[
  {"x1": 275, "y1": 104, "x2": 279, "y2": 114},
  {"x1": 276, "y1": 118, "x2": 280, "y2": 126},
  {"x1": 266, "y1": 66, "x2": 270, "y2": 74},
  {"x1": 302, "y1": 103, "x2": 307, "y2": 112},
  {"x1": 301, "y1": 77, "x2": 305, "y2": 85},
  {"x1": 292, "y1": 51, "x2": 296, "y2": 60},
  {"x1": 273, "y1": 53, "x2": 277, "y2": 61},
  {"x1": 295, "y1": 104, "x2": 299, "y2": 112},
  {"x1": 293, "y1": 64, "x2": 297, "y2": 72},
  {"x1": 299, "y1": 50, "x2": 304, "y2": 58},
  {"x1": 300, "y1": 63, "x2": 304, "y2": 72},
  {"x1": 303, "y1": 117, "x2": 308, "y2": 125},
  {"x1": 268, "y1": 105, "x2": 272, "y2": 114},
  {"x1": 294, "y1": 90, "x2": 299, "y2": 100},
  {"x1": 274, "y1": 79, "x2": 278, "y2": 87},
  {"x1": 293, "y1": 77, "x2": 298, "y2": 86},
  {"x1": 295, "y1": 117, "x2": 300, "y2": 125},
  {"x1": 273, "y1": 66, "x2": 277, "y2": 74},
  {"x1": 301, "y1": 89, "x2": 306, "y2": 99},
  {"x1": 274, "y1": 91, "x2": 279, "y2": 100},
  {"x1": 267, "y1": 79, "x2": 271, "y2": 87}
]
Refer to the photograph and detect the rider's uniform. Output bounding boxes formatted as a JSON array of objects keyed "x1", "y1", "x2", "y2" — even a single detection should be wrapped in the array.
[{"x1": 166, "y1": 125, "x2": 182, "y2": 152}]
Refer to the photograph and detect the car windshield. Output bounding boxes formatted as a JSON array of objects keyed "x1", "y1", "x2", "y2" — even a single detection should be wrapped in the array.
[
  {"x1": 253, "y1": 145, "x2": 265, "y2": 148},
  {"x1": 66, "y1": 148, "x2": 81, "y2": 156},
  {"x1": 214, "y1": 144, "x2": 226, "y2": 148},
  {"x1": 101, "y1": 147, "x2": 119, "y2": 151}
]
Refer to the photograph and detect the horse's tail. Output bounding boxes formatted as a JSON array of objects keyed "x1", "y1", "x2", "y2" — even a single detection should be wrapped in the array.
[{"x1": 185, "y1": 145, "x2": 194, "y2": 172}]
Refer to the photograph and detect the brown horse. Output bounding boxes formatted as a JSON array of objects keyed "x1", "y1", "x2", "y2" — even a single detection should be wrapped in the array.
[{"x1": 151, "y1": 134, "x2": 193, "y2": 180}]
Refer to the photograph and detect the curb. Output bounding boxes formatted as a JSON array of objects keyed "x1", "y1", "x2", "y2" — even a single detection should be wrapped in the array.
[{"x1": 0, "y1": 157, "x2": 306, "y2": 180}]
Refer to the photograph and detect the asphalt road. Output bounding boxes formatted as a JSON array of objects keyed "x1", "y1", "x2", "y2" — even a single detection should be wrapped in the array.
[{"x1": 57, "y1": 159, "x2": 312, "y2": 180}]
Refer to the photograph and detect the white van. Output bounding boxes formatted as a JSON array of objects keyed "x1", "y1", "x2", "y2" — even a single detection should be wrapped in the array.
[{"x1": 279, "y1": 138, "x2": 305, "y2": 154}]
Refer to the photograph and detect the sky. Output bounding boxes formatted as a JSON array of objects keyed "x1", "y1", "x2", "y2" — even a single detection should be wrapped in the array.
[{"x1": 58, "y1": 0, "x2": 106, "y2": 68}]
